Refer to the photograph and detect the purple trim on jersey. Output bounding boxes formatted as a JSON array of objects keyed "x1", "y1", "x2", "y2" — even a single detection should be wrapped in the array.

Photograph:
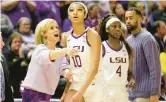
[
  {"x1": 86, "y1": 33, "x2": 91, "y2": 46},
  {"x1": 71, "y1": 27, "x2": 88, "y2": 39},
  {"x1": 102, "y1": 43, "x2": 106, "y2": 57},
  {"x1": 106, "y1": 40, "x2": 123, "y2": 52}
]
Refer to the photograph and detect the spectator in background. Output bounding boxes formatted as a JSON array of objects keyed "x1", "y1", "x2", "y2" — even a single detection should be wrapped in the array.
[
  {"x1": 1, "y1": 1, "x2": 36, "y2": 28},
  {"x1": 113, "y1": 3, "x2": 125, "y2": 23},
  {"x1": 135, "y1": 1, "x2": 147, "y2": 28},
  {"x1": 16, "y1": 17, "x2": 35, "y2": 57},
  {"x1": 125, "y1": 7, "x2": 161, "y2": 102},
  {"x1": 85, "y1": 2, "x2": 100, "y2": 29},
  {"x1": 135, "y1": 2, "x2": 145, "y2": 20},
  {"x1": 146, "y1": 1, "x2": 159, "y2": 34},
  {"x1": 4, "y1": 32, "x2": 28, "y2": 98},
  {"x1": 109, "y1": 0, "x2": 117, "y2": 14},
  {"x1": 0, "y1": 32, "x2": 14, "y2": 102},
  {"x1": 161, "y1": 37, "x2": 166, "y2": 74},
  {"x1": 34, "y1": 1, "x2": 62, "y2": 29},
  {"x1": 1, "y1": 14, "x2": 14, "y2": 53},
  {"x1": 60, "y1": 1, "x2": 73, "y2": 24},
  {"x1": 153, "y1": 20, "x2": 166, "y2": 53},
  {"x1": 62, "y1": 18, "x2": 72, "y2": 32},
  {"x1": 98, "y1": 1, "x2": 110, "y2": 18},
  {"x1": 149, "y1": 1, "x2": 166, "y2": 34},
  {"x1": 160, "y1": 38, "x2": 166, "y2": 100}
]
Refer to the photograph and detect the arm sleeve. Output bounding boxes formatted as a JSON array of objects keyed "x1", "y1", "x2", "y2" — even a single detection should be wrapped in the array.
[
  {"x1": 143, "y1": 37, "x2": 161, "y2": 96},
  {"x1": 34, "y1": 45, "x2": 53, "y2": 64},
  {"x1": 59, "y1": 56, "x2": 70, "y2": 75}
]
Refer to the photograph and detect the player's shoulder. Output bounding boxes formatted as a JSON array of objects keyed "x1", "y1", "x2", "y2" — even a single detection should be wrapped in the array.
[
  {"x1": 64, "y1": 30, "x2": 72, "y2": 38},
  {"x1": 102, "y1": 41, "x2": 106, "y2": 45},
  {"x1": 87, "y1": 27, "x2": 99, "y2": 37}
]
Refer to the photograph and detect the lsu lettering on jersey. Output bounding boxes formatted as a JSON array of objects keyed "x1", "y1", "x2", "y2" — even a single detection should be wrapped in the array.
[
  {"x1": 67, "y1": 27, "x2": 91, "y2": 83},
  {"x1": 102, "y1": 40, "x2": 129, "y2": 86}
]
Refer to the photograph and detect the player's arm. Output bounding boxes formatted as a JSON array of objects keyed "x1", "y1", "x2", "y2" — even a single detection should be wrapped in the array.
[
  {"x1": 60, "y1": 80, "x2": 71, "y2": 102},
  {"x1": 25, "y1": 1, "x2": 36, "y2": 12},
  {"x1": 79, "y1": 28, "x2": 101, "y2": 95},
  {"x1": 63, "y1": 80, "x2": 71, "y2": 94},
  {"x1": 128, "y1": 52, "x2": 134, "y2": 81},
  {"x1": 128, "y1": 52, "x2": 135, "y2": 90},
  {"x1": 1, "y1": 0, "x2": 20, "y2": 11}
]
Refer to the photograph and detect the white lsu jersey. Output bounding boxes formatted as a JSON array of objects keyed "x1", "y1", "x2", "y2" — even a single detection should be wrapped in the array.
[
  {"x1": 67, "y1": 27, "x2": 91, "y2": 83},
  {"x1": 101, "y1": 40, "x2": 129, "y2": 86}
]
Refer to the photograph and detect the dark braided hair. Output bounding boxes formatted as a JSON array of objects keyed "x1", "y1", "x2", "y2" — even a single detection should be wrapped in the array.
[
  {"x1": 99, "y1": 14, "x2": 116, "y2": 41},
  {"x1": 119, "y1": 35, "x2": 133, "y2": 58},
  {"x1": 99, "y1": 14, "x2": 133, "y2": 58}
]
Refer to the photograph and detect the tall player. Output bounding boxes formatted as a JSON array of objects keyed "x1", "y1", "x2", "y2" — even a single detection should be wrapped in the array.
[
  {"x1": 99, "y1": 14, "x2": 135, "y2": 102},
  {"x1": 61, "y1": 2, "x2": 101, "y2": 102}
]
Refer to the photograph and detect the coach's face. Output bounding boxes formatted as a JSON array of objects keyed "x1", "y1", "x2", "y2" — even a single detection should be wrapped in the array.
[
  {"x1": 125, "y1": 11, "x2": 138, "y2": 32},
  {"x1": 0, "y1": 32, "x2": 5, "y2": 53}
]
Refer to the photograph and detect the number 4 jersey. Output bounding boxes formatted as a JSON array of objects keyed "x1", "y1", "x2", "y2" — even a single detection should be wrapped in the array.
[
  {"x1": 67, "y1": 28, "x2": 92, "y2": 83},
  {"x1": 101, "y1": 40, "x2": 129, "y2": 86}
]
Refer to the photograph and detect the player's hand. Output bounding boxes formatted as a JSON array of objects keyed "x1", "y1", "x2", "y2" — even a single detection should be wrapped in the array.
[
  {"x1": 60, "y1": 92, "x2": 66, "y2": 102},
  {"x1": 63, "y1": 48, "x2": 79, "y2": 56},
  {"x1": 128, "y1": 76, "x2": 136, "y2": 90},
  {"x1": 71, "y1": 91, "x2": 83, "y2": 102},
  {"x1": 64, "y1": 69, "x2": 73, "y2": 83},
  {"x1": 150, "y1": 95, "x2": 159, "y2": 102}
]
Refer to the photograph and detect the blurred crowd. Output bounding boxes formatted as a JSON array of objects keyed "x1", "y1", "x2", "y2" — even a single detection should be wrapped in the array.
[{"x1": 0, "y1": 0, "x2": 166, "y2": 100}]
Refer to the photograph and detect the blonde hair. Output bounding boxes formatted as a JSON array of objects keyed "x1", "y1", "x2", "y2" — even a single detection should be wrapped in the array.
[
  {"x1": 35, "y1": 19, "x2": 57, "y2": 45},
  {"x1": 135, "y1": 2, "x2": 145, "y2": 10}
]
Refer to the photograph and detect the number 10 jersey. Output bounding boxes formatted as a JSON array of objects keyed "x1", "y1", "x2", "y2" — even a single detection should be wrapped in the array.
[{"x1": 67, "y1": 28, "x2": 91, "y2": 83}]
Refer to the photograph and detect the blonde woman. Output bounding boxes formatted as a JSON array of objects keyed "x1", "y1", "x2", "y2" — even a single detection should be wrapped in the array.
[
  {"x1": 21, "y1": 19, "x2": 78, "y2": 102},
  {"x1": 61, "y1": 2, "x2": 102, "y2": 102}
]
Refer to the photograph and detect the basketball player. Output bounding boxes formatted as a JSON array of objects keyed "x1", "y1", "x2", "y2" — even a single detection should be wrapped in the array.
[
  {"x1": 99, "y1": 14, "x2": 135, "y2": 102},
  {"x1": 61, "y1": 2, "x2": 102, "y2": 102}
]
